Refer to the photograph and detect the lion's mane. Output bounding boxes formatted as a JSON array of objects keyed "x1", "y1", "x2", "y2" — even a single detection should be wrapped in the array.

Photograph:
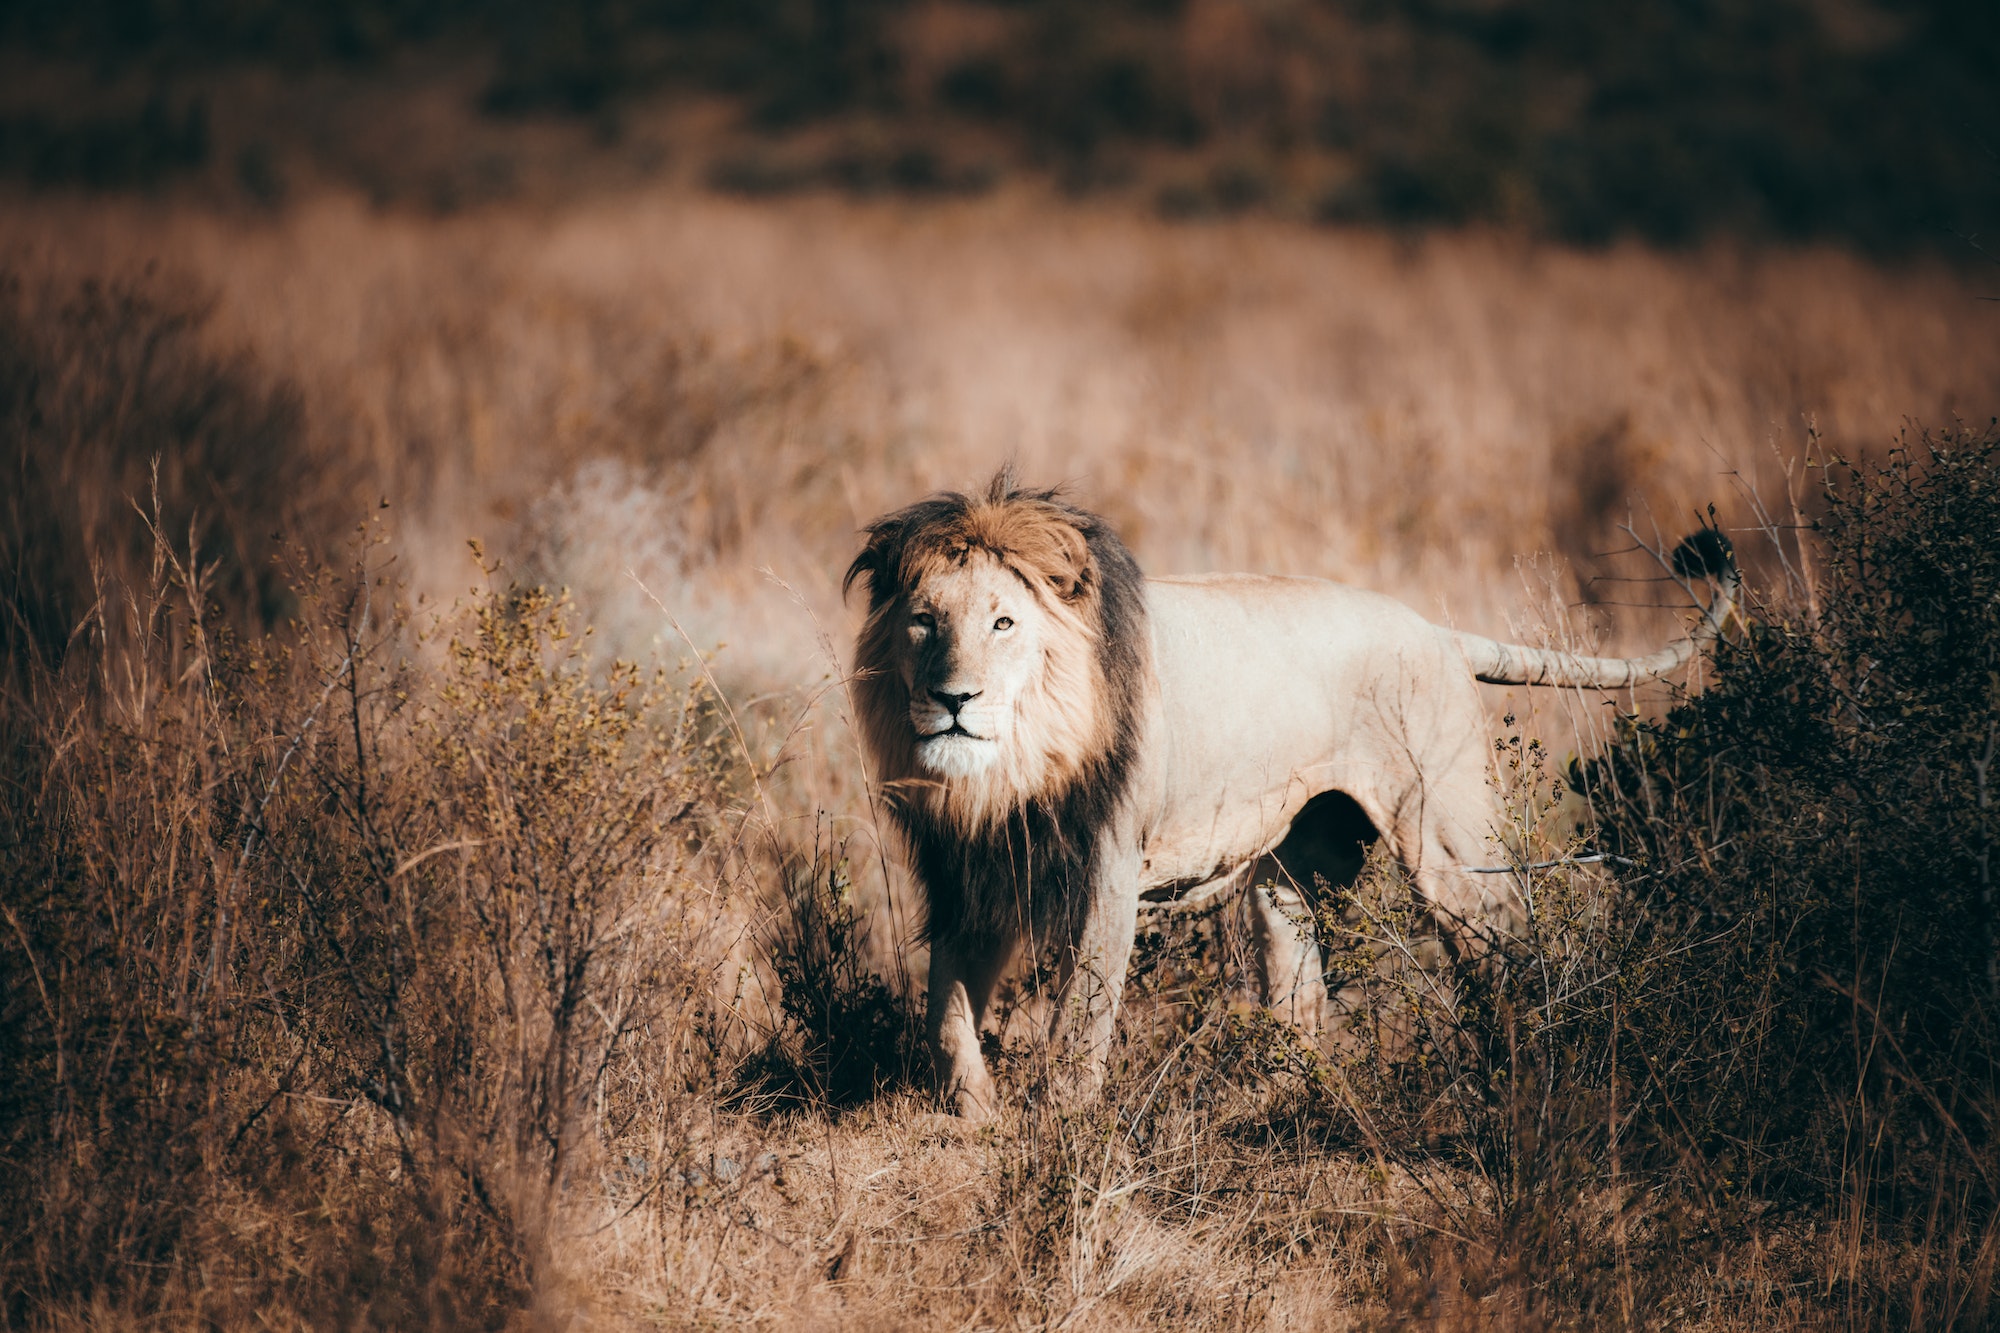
[{"x1": 844, "y1": 477, "x2": 1149, "y2": 952}]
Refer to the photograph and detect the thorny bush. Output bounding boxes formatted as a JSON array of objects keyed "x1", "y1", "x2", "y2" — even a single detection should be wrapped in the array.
[
  {"x1": 1247, "y1": 432, "x2": 2000, "y2": 1323},
  {"x1": 0, "y1": 519, "x2": 741, "y2": 1327},
  {"x1": 1581, "y1": 428, "x2": 2000, "y2": 1247},
  {"x1": 751, "y1": 826, "x2": 919, "y2": 1109}
]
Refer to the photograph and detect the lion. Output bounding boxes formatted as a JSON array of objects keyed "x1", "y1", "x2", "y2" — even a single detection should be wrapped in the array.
[{"x1": 845, "y1": 476, "x2": 1737, "y2": 1117}]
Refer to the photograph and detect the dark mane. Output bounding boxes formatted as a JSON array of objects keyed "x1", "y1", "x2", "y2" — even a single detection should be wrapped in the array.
[{"x1": 845, "y1": 474, "x2": 1150, "y2": 955}]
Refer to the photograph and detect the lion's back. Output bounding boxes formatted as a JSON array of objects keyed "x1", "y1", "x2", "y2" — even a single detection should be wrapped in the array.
[
  {"x1": 1135, "y1": 574, "x2": 1477, "y2": 884},
  {"x1": 1146, "y1": 573, "x2": 1442, "y2": 691}
]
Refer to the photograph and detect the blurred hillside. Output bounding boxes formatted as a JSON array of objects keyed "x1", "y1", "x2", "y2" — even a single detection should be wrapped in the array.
[{"x1": 3, "y1": 0, "x2": 1995, "y2": 249}]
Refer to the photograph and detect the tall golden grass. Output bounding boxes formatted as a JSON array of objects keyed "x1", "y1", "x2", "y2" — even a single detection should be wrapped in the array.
[
  {"x1": 3, "y1": 186, "x2": 1999, "y2": 1328},
  {"x1": 8, "y1": 190, "x2": 1995, "y2": 660}
]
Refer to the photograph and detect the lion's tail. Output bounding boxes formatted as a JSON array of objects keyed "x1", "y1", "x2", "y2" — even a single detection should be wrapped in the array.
[{"x1": 1452, "y1": 530, "x2": 1740, "y2": 689}]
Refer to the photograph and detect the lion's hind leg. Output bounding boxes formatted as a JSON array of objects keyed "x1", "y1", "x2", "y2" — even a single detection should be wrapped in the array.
[
  {"x1": 1250, "y1": 789, "x2": 1378, "y2": 1035},
  {"x1": 1250, "y1": 868, "x2": 1328, "y2": 1035},
  {"x1": 1414, "y1": 775, "x2": 1521, "y2": 961}
]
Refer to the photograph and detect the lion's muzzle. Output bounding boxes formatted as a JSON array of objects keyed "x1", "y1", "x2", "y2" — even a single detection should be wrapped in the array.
[{"x1": 911, "y1": 695, "x2": 1002, "y2": 776}]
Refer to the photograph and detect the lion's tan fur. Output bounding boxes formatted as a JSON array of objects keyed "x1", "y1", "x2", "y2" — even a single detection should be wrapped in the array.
[{"x1": 847, "y1": 481, "x2": 1732, "y2": 1117}]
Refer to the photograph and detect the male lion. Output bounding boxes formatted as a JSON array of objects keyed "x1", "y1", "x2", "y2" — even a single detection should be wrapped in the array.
[{"x1": 845, "y1": 476, "x2": 1736, "y2": 1118}]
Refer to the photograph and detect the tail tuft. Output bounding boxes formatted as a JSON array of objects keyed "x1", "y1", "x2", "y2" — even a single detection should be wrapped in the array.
[{"x1": 1671, "y1": 528, "x2": 1736, "y2": 582}]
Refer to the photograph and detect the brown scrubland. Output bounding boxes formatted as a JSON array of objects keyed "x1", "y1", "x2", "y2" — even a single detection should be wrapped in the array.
[{"x1": 3, "y1": 185, "x2": 1999, "y2": 1329}]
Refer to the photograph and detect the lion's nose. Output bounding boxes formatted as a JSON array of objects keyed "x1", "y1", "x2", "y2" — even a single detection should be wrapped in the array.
[{"x1": 931, "y1": 688, "x2": 980, "y2": 714}]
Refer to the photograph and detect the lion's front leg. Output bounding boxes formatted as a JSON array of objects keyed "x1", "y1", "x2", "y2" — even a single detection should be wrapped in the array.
[
  {"x1": 927, "y1": 934, "x2": 1013, "y2": 1119},
  {"x1": 1047, "y1": 839, "x2": 1142, "y2": 1104}
]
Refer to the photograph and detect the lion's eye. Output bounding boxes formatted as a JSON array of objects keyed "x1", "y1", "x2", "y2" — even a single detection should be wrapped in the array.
[
  {"x1": 993, "y1": 616, "x2": 1014, "y2": 632},
  {"x1": 910, "y1": 612, "x2": 935, "y2": 635}
]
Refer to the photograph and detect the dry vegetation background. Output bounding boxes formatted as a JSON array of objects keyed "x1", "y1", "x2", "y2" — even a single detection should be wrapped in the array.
[
  {"x1": 4, "y1": 8, "x2": 2000, "y2": 1323},
  {"x1": 9, "y1": 191, "x2": 1996, "y2": 679}
]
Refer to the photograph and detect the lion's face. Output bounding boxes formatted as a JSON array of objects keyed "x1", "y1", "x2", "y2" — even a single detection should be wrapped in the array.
[
  {"x1": 897, "y1": 552, "x2": 1053, "y2": 780},
  {"x1": 849, "y1": 481, "x2": 1130, "y2": 830}
]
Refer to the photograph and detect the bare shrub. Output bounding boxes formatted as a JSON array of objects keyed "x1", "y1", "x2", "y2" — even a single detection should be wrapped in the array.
[
  {"x1": 1288, "y1": 731, "x2": 1665, "y2": 1324},
  {"x1": 1576, "y1": 425, "x2": 2000, "y2": 1322},
  {"x1": 0, "y1": 512, "x2": 740, "y2": 1326},
  {"x1": 752, "y1": 829, "x2": 920, "y2": 1109}
]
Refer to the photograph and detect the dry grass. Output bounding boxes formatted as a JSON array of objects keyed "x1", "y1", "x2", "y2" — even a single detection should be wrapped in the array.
[
  {"x1": 3, "y1": 185, "x2": 1999, "y2": 1329},
  {"x1": 6, "y1": 189, "x2": 1994, "y2": 657}
]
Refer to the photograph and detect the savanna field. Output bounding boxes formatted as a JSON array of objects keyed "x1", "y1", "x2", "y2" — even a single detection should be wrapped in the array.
[{"x1": 5, "y1": 10, "x2": 2000, "y2": 1323}]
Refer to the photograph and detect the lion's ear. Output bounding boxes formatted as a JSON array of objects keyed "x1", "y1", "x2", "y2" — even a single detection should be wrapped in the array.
[
  {"x1": 1045, "y1": 521, "x2": 1095, "y2": 602},
  {"x1": 844, "y1": 518, "x2": 905, "y2": 608}
]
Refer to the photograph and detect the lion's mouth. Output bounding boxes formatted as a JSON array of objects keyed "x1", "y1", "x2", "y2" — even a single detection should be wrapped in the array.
[
  {"x1": 918, "y1": 722, "x2": 989, "y2": 742},
  {"x1": 912, "y1": 719, "x2": 1000, "y2": 778}
]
